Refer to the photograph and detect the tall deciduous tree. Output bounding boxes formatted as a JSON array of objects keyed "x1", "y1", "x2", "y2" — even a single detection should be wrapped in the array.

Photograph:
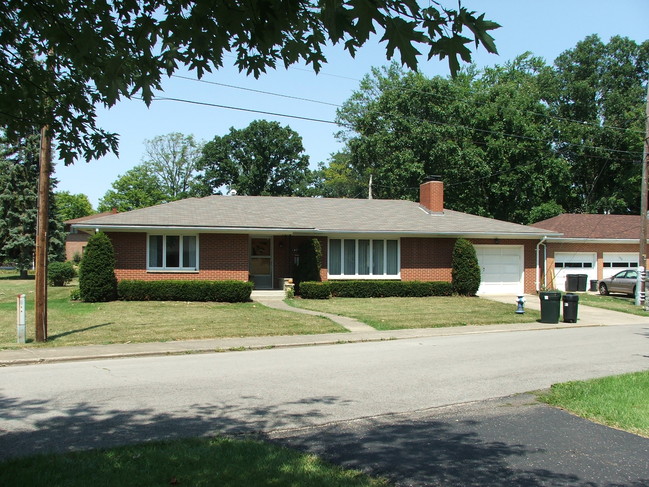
[
  {"x1": 197, "y1": 120, "x2": 312, "y2": 196},
  {"x1": 54, "y1": 191, "x2": 95, "y2": 221},
  {"x1": 0, "y1": 1, "x2": 499, "y2": 165},
  {"x1": 98, "y1": 165, "x2": 169, "y2": 212},
  {"x1": 142, "y1": 133, "x2": 201, "y2": 199},
  {"x1": 0, "y1": 135, "x2": 65, "y2": 277},
  {"x1": 548, "y1": 35, "x2": 649, "y2": 214},
  {"x1": 311, "y1": 151, "x2": 369, "y2": 198},
  {"x1": 334, "y1": 58, "x2": 568, "y2": 223}
]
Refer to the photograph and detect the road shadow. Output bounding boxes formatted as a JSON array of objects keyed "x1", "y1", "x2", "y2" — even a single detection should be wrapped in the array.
[
  {"x1": 0, "y1": 392, "x2": 349, "y2": 461},
  {"x1": 1, "y1": 392, "x2": 647, "y2": 487}
]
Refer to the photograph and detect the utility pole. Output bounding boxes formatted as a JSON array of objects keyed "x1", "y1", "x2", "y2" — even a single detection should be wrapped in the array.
[
  {"x1": 368, "y1": 173, "x2": 373, "y2": 199},
  {"x1": 638, "y1": 82, "x2": 649, "y2": 307},
  {"x1": 35, "y1": 124, "x2": 51, "y2": 342}
]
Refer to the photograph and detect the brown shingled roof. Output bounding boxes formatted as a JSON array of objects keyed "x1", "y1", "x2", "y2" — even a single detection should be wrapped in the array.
[
  {"x1": 72, "y1": 195, "x2": 558, "y2": 238},
  {"x1": 532, "y1": 214, "x2": 643, "y2": 239}
]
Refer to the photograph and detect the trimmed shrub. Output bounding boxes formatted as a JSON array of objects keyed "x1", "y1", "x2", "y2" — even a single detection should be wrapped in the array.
[
  {"x1": 48, "y1": 261, "x2": 76, "y2": 286},
  {"x1": 451, "y1": 238, "x2": 481, "y2": 296},
  {"x1": 78, "y1": 232, "x2": 118, "y2": 302},
  {"x1": 328, "y1": 280, "x2": 453, "y2": 298},
  {"x1": 294, "y1": 238, "x2": 322, "y2": 293},
  {"x1": 299, "y1": 281, "x2": 331, "y2": 299},
  {"x1": 118, "y1": 280, "x2": 253, "y2": 303}
]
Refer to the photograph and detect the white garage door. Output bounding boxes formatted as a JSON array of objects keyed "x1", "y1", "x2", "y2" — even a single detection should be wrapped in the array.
[
  {"x1": 553, "y1": 252, "x2": 597, "y2": 291},
  {"x1": 475, "y1": 245, "x2": 524, "y2": 295},
  {"x1": 602, "y1": 252, "x2": 638, "y2": 279}
]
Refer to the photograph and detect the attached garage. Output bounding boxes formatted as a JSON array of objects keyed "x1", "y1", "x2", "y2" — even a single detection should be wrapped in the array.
[
  {"x1": 553, "y1": 252, "x2": 597, "y2": 291},
  {"x1": 602, "y1": 252, "x2": 638, "y2": 279},
  {"x1": 475, "y1": 245, "x2": 524, "y2": 295}
]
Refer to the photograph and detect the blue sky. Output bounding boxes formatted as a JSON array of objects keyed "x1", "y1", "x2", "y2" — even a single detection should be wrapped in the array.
[{"x1": 55, "y1": 0, "x2": 649, "y2": 208}]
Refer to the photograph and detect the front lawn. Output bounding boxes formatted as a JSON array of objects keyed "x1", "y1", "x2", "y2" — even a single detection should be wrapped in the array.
[
  {"x1": 0, "y1": 436, "x2": 388, "y2": 487},
  {"x1": 538, "y1": 370, "x2": 649, "y2": 437},
  {"x1": 572, "y1": 292, "x2": 649, "y2": 317},
  {"x1": 0, "y1": 277, "x2": 345, "y2": 349},
  {"x1": 288, "y1": 296, "x2": 540, "y2": 330}
]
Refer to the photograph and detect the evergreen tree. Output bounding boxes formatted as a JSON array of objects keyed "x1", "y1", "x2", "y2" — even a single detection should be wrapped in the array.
[
  {"x1": 78, "y1": 232, "x2": 117, "y2": 302},
  {"x1": 0, "y1": 134, "x2": 64, "y2": 277},
  {"x1": 295, "y1": 238, "x2": 323, "y2": 292},
  {"x1": 451, "y1": 239, "x2": 481, "y2": 296}
]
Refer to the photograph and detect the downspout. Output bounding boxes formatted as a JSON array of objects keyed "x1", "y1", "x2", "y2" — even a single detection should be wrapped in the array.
[{"x1": 536, "y1": 236, "x2": 548, "y2": 293}]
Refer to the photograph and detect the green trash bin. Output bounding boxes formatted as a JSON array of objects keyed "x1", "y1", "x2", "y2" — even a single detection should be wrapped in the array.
[
  {"x1": 562, "y1": 293, "x2": 579, "y2": 323},
  {"x1": 539, "y1": 291, "x2": 561, "y2": 323}
]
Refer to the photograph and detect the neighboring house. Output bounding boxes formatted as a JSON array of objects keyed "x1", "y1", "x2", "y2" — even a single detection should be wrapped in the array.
[
  {"x1": 532, "y1": 214, "x2": 647, "y2": 291},
  {"x1": 63, "y1": 211, "x2": 117, "y2": 261},
  {"x1": 71, "y1": 180, "x2": 560, "y2": 295}
]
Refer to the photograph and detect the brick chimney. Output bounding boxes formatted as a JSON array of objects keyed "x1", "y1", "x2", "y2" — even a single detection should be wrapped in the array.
[{"x1": 419, "y1": 177, "x2": 444, "y2": 213}]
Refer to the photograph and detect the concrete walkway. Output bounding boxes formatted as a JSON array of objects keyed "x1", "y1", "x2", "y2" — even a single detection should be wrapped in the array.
[
  {"x1": 253, "y1": 294, "x2": 376, "y2": 332},
  {"x1": 1, "y1": 295, "x2": 647, "y2": 367}
]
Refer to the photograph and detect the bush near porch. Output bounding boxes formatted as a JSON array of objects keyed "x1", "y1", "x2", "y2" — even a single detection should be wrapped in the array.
[
  {"x1": 118, "y1": 279, "x2": 253, "y2": 303},
  {"x1": 299, "y1": 280, "x2": 454, "y2": 299}
]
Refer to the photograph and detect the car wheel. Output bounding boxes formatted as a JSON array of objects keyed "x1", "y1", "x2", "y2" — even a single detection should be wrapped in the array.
[
  {"x1": 630, "y1": 285, "x2": 636, "y2": 297},
  {"x1": 599, "y1": 283, "x2": 608, "y2": 295}
]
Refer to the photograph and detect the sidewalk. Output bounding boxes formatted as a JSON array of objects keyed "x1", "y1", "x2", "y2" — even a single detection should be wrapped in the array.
[{"x1": 1, "y1": 295, "x2": 647, "y2": 367}]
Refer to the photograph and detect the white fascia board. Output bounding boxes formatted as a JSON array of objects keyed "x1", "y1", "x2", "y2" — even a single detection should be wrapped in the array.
[
  {"x1": 72, "y1": 223, "x2": 559, "y2": 239},
  {"x1": 545, "y1": 237, "x2": 639, "y2": 244}
]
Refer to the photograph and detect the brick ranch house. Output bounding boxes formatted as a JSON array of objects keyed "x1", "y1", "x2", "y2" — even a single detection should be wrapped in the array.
[
  {"x1": 532, "y1": 214, "x2": 648, "y2": 292},
  {"x1": 71, "y1": 180, "x2": 561, "y2": 295}
]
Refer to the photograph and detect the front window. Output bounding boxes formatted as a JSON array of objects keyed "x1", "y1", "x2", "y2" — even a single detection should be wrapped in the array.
[
  {"x1": 328, "y1": 238, "x2": 400, "y2": 278},
  {"x1": 148, "y1": 235, "x2": 198, "y2": 270}
]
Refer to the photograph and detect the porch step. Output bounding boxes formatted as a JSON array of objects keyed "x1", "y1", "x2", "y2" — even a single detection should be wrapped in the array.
[{"x1": 251, "y1": 290, "x2": 286, "y2": 299}]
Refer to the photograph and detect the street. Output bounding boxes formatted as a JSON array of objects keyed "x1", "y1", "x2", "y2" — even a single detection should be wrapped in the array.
[{"x1": 1, "y1": 323, "x2": 647, "y2": 462}]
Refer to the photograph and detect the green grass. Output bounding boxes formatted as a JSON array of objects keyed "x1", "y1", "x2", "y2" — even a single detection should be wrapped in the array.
[
  {"x1": 0, "y1": 276, "x2": 345, "y2": 349},
  {"x1": 571, "y1": 292, "x2": 649, "y2": 317},
  {"x1": 538, "y1": 370, "x2": 649, "y2": 437},
  {"x1": 287, "y1": 296, "x2": 540, "y2": 330},
  {"x1": 0, "y1": 436, "x2": 388, "y2": 487}
]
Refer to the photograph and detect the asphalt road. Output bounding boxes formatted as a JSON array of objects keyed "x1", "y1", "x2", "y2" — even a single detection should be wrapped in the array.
[{"x1": 1, "y1": 323, "x2": 648, "y2": 466}]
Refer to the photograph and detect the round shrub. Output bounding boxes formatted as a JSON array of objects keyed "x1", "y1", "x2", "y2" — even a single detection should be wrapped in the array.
[
  {"x1": 451, "y1": 238, "x2": 481, "y2": 296},
  {"x1": 78, "y1": 232, "x2": 117, "y2": 302},
  {"x1": 48, "y1": 260, "x2": 77, "y2": 286}
]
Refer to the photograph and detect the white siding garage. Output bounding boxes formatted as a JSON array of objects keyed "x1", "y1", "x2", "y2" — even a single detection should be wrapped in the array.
[
  {"x1": 602, "y1": 252, "x2": 639, "y2": 279},
  {"x1": 475, "y1": 245, "x2": 524, "y2": 295},
  {"x1": 553, "y1": 252, "x2": 597, "y2": 291}
]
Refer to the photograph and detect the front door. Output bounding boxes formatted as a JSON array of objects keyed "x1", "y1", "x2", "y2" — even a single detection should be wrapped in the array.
[{"x1": 250, "y1": 237, "x2": 273, "y2": 289}]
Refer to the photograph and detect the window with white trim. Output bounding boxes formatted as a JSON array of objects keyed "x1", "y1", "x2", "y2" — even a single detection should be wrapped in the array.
[
  {"x1": 148, "y1": 235, "x2": 198, "y2": 270},
  {"x1": 328, "y1": 238, "x2": 399, "y2": 278}
]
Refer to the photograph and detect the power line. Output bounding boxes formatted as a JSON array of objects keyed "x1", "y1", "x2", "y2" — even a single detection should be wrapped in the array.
[
  {"x1": 147, "y1": 94, "x2": 643, "y2": 159},
  {"x1": 185, "y1": 60, "x2": 644, "y2": 135},
  {"x1": 151, "y1": 97, "x2": 339, "y2": 125},
  {"x1": 171, "y1": 74, "x2": 340, "y2": 107}
]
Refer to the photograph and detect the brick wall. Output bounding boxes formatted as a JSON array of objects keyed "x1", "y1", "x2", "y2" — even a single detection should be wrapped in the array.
[
  {"x1": 107, "y1": 232, "x2": 249, "y2": 281},
  {"x1": 65, "y1": 233, "x2": 90, "y2": 261}
]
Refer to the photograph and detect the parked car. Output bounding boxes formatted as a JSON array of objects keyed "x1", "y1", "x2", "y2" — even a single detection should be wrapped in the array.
[{"x1": 598, "y1": 269, "x2": 638, "y2": 296}]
